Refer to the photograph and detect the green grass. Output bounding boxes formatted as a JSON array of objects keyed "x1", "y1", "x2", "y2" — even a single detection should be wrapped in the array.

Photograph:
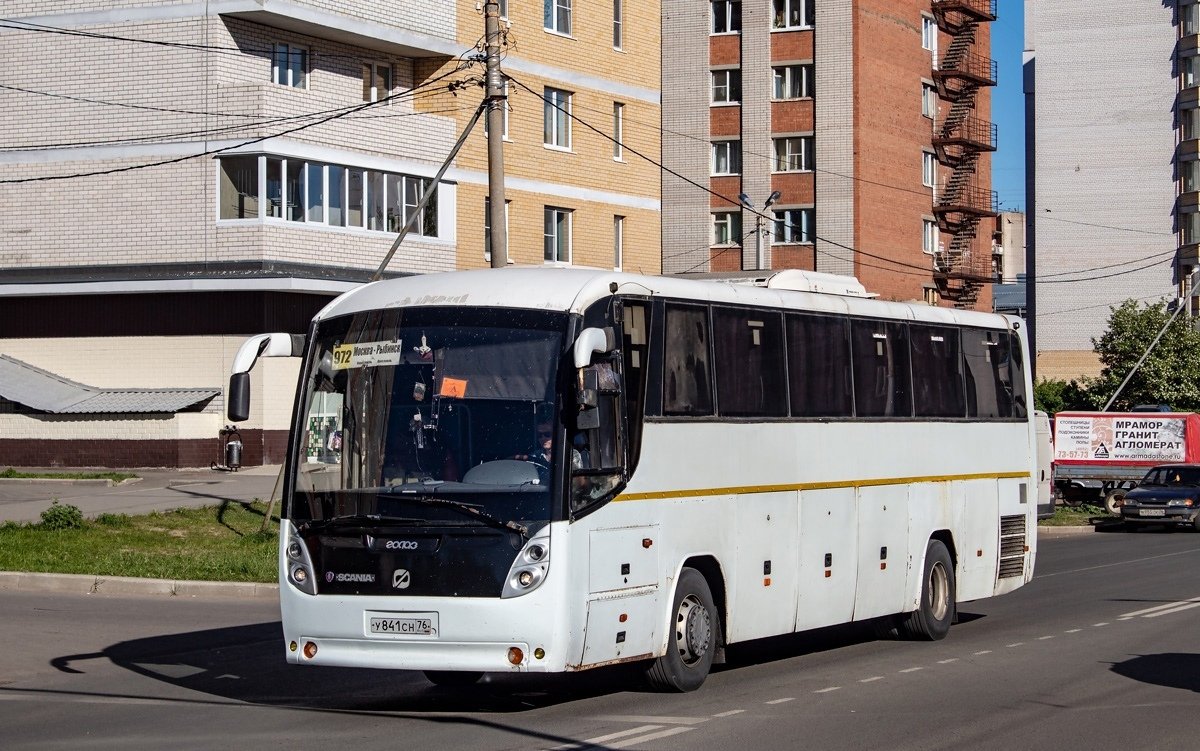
[
  {"x1": 0, "y1": 468, "x2": 139, "y2": 482},
  {"x1": 0, "y1": 502, "x2": 278, "y2": 582},
  {"x1": 1038, "y1": 504, "x2": 1112, "y2": 527}
]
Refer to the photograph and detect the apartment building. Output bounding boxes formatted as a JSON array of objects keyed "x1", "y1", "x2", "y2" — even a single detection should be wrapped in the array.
[
  {"x1": 0, "y1": 1, "x2": 660, "y2": 467},
  {"x1": 662, "y1": 0, "x2": 996, "y2": 309},
  {"x1": 1026, "y1": 1, "x2": 1179, "y2": 380}
]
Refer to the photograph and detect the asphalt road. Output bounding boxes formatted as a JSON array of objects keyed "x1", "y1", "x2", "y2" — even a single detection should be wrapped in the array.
[{"x1": 2, "y1": 529, "x2": 1199, "y2": 750}]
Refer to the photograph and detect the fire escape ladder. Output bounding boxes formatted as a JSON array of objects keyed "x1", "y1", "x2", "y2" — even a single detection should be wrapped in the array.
[{"x1": 929, "y1": 0, "x2": 997, "y2": 308}]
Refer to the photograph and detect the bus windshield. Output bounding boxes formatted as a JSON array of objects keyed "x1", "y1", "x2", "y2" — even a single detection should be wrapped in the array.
[{"x1": 291, "y1": 306, "x2": 569, "y2": 530}]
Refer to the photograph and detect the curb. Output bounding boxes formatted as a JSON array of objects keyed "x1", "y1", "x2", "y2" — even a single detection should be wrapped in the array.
[
  {"x1": 0, "y1": 571, "x2": 279, "y2": 600},
  {"x1": 0, "y1": 477, "x2": 143, "y2": 487}
]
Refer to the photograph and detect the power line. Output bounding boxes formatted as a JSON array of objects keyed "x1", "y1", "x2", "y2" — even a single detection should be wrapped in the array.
[
  {"x1": 1038, "y1": 256, "x2": 1173, "y2": 285},
  {"x1": 1039, "y1": 292, "x2": 1169, "y2": 318},
  {"x1": 1037, "y1": 247, "x2": 1177, "y2": 279},
  {"x1": 1038, "y1": 212, "x2": 1174, "y2": 236}
]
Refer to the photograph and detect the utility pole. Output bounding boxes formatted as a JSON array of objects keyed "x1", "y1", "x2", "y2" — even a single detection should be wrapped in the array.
[
  {"x1": 484, "y1": 0, "x2": 508, "y2": 267},
  {"x1": 739, "y1": 191, "x2": 781, "y2": 271}
]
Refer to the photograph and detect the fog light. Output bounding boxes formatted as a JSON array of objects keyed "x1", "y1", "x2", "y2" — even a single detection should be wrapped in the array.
[
  {"x1": 289, "y1": 641, "x2": 298, "y2": 652},
  {"x1": 534, "y1": 648, "x2": 545, "y2": 660},
  {"x1": 293, "y1": 566, "x2": 308, "y2": 584},
  {"x1": 507, "y1": 647, "x2": 524, "y2": 665},
  {"x1": 303, "y1": 641, "x2": 318, "y2": 659},
  {"x1": 518, "y1": 570, "x2": 534, "y2": 587}
]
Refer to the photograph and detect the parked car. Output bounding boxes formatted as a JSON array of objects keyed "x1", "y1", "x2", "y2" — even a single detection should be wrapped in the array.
[{"x1": 1120, "y1": 464, "x2": 1200, "y2": 530}]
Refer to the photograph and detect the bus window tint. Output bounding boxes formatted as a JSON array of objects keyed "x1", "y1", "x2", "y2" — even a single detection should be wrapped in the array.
[
  {"x1": 712, "y1": 307, "x2": 787, "y2": 417},
  {"x1": 851, "y1": 320, "x2": 911, "y2": 417},
  {"x1": 1008, "y1": 332, "x2": 1028, "y2": 418},
  {"x1": 963, "y1": 328, "x2": 1009, "y2": 418},
  {"x1": 786, "y1": 313, "x2": 852, "y2": 417},
  {"x1": 910, "y1": 324, "x2": 965, "y2": 418},
  {"x1": 663, "y1": 304, "x2": 714, "y2": 416}
]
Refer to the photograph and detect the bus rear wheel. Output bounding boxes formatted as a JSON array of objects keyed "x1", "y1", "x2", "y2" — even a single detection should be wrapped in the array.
[
  {"x1": 423, "y1": 670, "x2": 483, "y2": 687},
  {"x1": 645, "y1": 567, "x2": 719, "y2": 692},
  {"x1": 898, "y1": 539, "x2": 955, "y2": 641}
]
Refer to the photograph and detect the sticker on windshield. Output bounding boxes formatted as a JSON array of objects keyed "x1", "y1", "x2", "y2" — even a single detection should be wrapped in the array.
[
  {"x1": 439, "y1": 377, "x2": 468, "y2": 397},
  {"x1": 332, "y1": 340, "x2": 404, "y2": 370}
]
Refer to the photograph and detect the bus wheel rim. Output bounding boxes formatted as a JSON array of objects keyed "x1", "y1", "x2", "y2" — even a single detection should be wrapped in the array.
[
  {"x1": 676, "y1": 594, "x2": 712, "y2": 665},
  {"x1": 928, "y1": 561, "x2": 949, "y2": 621}
]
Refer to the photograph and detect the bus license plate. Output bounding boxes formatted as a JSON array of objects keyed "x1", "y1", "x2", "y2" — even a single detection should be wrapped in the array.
[
  {"x1": 368, "y1": 613, "x2": 438, "y2": 637},
  {"x1": 1139, "y1": 509, "x2": 1166, "y2": 517}
]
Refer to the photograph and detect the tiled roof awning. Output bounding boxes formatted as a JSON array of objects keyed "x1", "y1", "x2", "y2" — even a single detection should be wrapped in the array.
[{"x1": 0, "y1": 355, "x2": 219, "y2": 414}]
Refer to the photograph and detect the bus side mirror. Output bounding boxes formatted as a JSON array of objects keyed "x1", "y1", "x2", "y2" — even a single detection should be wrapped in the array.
[
  {"x1": 228, "y1": 372, "x2": 251, "y2": 423},
  {"x1": 573, "y1": 327, "x2": 615, "y2": 368}
]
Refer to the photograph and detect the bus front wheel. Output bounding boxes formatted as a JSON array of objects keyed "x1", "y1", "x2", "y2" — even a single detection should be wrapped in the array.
[
  {"x1": 645, "y1": 567, "x2": 719, "y2": 692},
  {"x1": 898, "y1": 539, "x2": 955, "y2": 641}
]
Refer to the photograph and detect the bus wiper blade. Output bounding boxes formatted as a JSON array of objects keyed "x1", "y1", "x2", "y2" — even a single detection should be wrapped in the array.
[
  {"x1": 396, "y1": 494, "x2": 528, "y2": 539},
  {"x1": 302, "y1": 515, "x2": 423, "y2": 534}
]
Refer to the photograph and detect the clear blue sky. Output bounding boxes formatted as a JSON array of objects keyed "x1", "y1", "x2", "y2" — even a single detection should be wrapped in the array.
[{"x1": 991, "y1": 0, "x2": 1025, "y2": 212}]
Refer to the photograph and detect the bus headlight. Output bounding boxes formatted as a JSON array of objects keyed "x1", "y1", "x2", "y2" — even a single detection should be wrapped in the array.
[
  {"x1": 502, "y1": 529, "x2": 551, "y2": 598},
  {"x1": 286, "y1": 530, "x2": 317, "y2": 596}
]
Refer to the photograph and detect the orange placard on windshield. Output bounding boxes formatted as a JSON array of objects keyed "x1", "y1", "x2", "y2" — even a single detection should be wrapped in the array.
[{"x1": 439, "y1": 377, "x2": 468, "y2": 397}]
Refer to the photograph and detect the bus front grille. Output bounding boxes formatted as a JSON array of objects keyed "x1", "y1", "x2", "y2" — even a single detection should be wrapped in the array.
[{"x1": 997, "y1": 514, "x2": 1026, "y2": 579}]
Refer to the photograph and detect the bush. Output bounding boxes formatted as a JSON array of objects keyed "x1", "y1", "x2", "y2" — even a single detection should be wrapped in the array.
[
  {"x1": 40, "y1": 500, "x2": 84, "y2": 530},
  {"x1": 95, "y1": 513, "x2": 131, "y2": 527}
]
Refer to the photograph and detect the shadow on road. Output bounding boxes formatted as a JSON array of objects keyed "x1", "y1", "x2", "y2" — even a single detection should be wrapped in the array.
[{"x1": 1111, "y1": 653, "x2": 1200, "y2": 693}]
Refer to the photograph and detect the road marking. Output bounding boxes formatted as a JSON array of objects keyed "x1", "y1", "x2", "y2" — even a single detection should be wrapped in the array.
[
  {"x1": 1038, "y1": 636, "x2": 1056, "y2": 641},
  {"x1": 765, "y1": 698, "x2": 795, "y2": 705},
  {"x1": 1007, "y1": 643, "x2": 1024, "y2": 648},
  {"x1": 899, "y1": 667, "x2": 923, "y2": 673},
  {"x1": 1093, "y1": 622, "x2": 1109, "y2": 627},
  {"x1": 937, "y1": 658, "x2": 959, "y2": 664},
  {"x1": 973, "y1": 650, "x2": 992, "y2": 656},
  {"x1": 599, "y1": 716, "x2": 708, "y2": 726},
  {"x1": 713, "y1": 710, "x2": 745, "y2": 718},
  {"x1": 608, "y1": 727, "x2": 694, "y2": 750},
  {"x1": 1145, "y1": 601, "x2": 1200, "y2": 618},
  {"x1": 1065, "y1": 629, "x2": 1082, "y2": 633},
  {"x1": 860, "y1": 676, "x2": 884, "y2": 683},
  {"x1": 814, "y1": 687, "x2": 841, "y2": 694},
  {"x1": 549, "y1": 726, "x2": 664, "y2": 750},
  {"x1": 1118, "y1": 617, "x2": 1133, "y2": 621},
  {"x1": 1113, "y1": 597, "x2": 1200, "y2": 614}
]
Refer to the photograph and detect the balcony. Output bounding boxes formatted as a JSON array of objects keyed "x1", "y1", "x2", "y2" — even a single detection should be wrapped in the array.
[
  {"x1": 934, "y1": 114, "x2": 997, "y2": 152},
  {"x1": 932, "y1": 0, "x2": 997, "y2": 32}
]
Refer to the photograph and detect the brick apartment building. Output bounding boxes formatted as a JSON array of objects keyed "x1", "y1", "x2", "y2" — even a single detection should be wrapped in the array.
[
  {"x1": 1026, "y1": 1, "x2": 1181, "y2": 381},
  {"x1": 0, "y1": 1, "x2": 660, "y2": 467},
  {"x1": 663, "y1": 0, "x2": 997, "y2": 310}
]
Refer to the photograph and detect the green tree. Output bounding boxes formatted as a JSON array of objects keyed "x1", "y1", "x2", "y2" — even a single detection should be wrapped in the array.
[
  {"x1": 1033, "y1": 378, "x2": 1089, "y2": 414},
  {"x1": 1083, "y1": 299, "x2": 1200, "y2": 411}
]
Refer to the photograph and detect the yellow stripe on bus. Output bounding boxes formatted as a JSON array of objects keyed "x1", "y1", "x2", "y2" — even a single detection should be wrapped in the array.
[{"x1": 616, "y1": 471, "x2": 1031, "y2": 502}]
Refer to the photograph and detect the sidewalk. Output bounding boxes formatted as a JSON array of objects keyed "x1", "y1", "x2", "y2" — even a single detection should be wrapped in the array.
[{"x1": 0, "y1": 465, "x2": 284, "y2": 524}]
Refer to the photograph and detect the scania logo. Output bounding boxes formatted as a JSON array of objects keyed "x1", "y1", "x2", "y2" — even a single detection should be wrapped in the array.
[
  {"x1": 385, "y1": 539, "x2": 419, "y2": 550},
  {"x1": 325, "y1": 571, "x2": 376, "y2": 583},
  {"x1": 393, "y1": 569, "x2": 412, "y2": 589}
]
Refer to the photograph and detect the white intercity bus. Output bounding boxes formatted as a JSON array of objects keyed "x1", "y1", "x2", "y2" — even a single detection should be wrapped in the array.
[{"x1": 229, "y1": 266, "x2": 1037, "y2": 691}]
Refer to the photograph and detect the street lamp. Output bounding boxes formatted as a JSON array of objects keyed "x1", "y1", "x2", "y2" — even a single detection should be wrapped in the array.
[{"x1": 739, "y1": 190, "x2": 782, "y2": 270}]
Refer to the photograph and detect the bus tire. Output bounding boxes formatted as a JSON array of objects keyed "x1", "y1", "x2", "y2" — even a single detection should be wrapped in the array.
[
  {"x1": 898, "y1": 539, "x2": 955, "y2": 641},
  {"x1": 423, "y1": 670, "x2": 483, "y2": 687},
  {"x1": 645, "y1": 567, "x2": 719, "y2": 692}
]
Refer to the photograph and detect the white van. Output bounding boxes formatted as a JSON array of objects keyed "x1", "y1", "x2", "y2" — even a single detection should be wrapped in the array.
[{"x1": 1035, "y1": 410, "x2": 1054, "y2": 518}]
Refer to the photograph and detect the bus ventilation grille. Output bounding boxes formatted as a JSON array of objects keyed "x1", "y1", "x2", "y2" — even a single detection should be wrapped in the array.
[{"x1": 997, "y1": 514, "x2": 1026, "y2": 579}]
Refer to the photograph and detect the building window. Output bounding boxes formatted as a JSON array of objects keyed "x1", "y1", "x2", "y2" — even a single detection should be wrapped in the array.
[
  {"x1": 773, "y1": 64, "x2": 812, "y2": 99},
  {"x1": 923, "y1": 219, "x2": 939, "y2": 254},
  {"x1": 545, "y1": 206, "x2": 572, "y2": 262},
  {"x1": 711, "y1": 69, "x2": 742, "y2": 104},
  {"x1": 923, "y1": 151, "x2": 936, "y2": 188},
  {"x1": 1185, "y1": 55, "x2": 1200, "y2": 88},
  {"x1": 772, "y1": 0, "x2": 814, "y2": 29},
  {"x1": 544, "y1": 87, "x2": 572, "y2": 148},
  {"x1": 271, "y1": 43, "x2": 307, "y2": 89},
  {"x1": 773, "y1": 208, "x2": 814, "y2": 244},
  {"x1": 712, "y1": 140, "x2": 742, "y2": 175},
  {"x1": 773, "y1": 136, "x2": 813, "y2": 172},
  {"x1": 498, "y1": 0, "x2": 508, "y2": 17},
  {"x1": 922, "y1": 15, "x2": 937, "y2": 52},
  {"x1": 362, "y1": 62, "x2": 391, "y2": 102},
  {"x1": 545, "y1": 0, "x2": 572, "y2": 35},
  {"x1": 1186, "y1": 3, "x2": 1200, "y2": 37},
  {"x1": 711, "y1": 0, "x2": 741, "y2": 34},
  {"x1": 1188, "y1": 160, "x2": 1200, "y2": 194},
  {"x1": 713, "y1": 211, "x2": 742, "y2": 245},
  {"x1": 219, "y1": 156, "x2": 260, "y2": 219},
  {"x1": 613, "y1": 0, "x2": 623, "y2": 48},
  {"x1": 1185, "y1": 106, "x2": 1200, "y2": 140},
  {"x1": 1184, "y1": 210, "x2": 1200, "y2": 245},
  {"x1": 484, "y1": 197, "x2": 511, "y2": 261},
  {"x1": 613, "y1": 102, "x2": 624, "y2": 160},
  {"x1": 922, "y1": 82, "x2": 938, "y2": 118},
  {"x1": 220, "y1": 157, "x2": 439, "y2": 237},
  {"x1": 614, "y1": 215, "x2": 625, "y2": 270}
]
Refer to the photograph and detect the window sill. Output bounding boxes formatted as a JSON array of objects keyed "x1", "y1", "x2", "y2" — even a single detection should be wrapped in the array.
[
  {"x1": 543, "y1": 144, "x2": 574, "y2": 154},
  {"x1": 770, "y1": 169, "x2": 814, "y2": 175},
  {"x1": 543, "y1": 28, "x2": 576, "y2": 40},
  {"x1": 613, "y1": 157, "x2": 626, "y2": 163},
  {"x1": 771, "y1": 97, "x2": 814, "y2": 103},
  {"x1": 771, "y1": 25, "x2": 814, "y2": 33},
  {"x1": 711, "y1": 173, "x2": 742, "y2": 178},
  {"x1": 710, "y1": 101, "x2": 741, "y2": 108},
  {"x1": 709, "y1": 31, "x2": 741, "y2": 37}
]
